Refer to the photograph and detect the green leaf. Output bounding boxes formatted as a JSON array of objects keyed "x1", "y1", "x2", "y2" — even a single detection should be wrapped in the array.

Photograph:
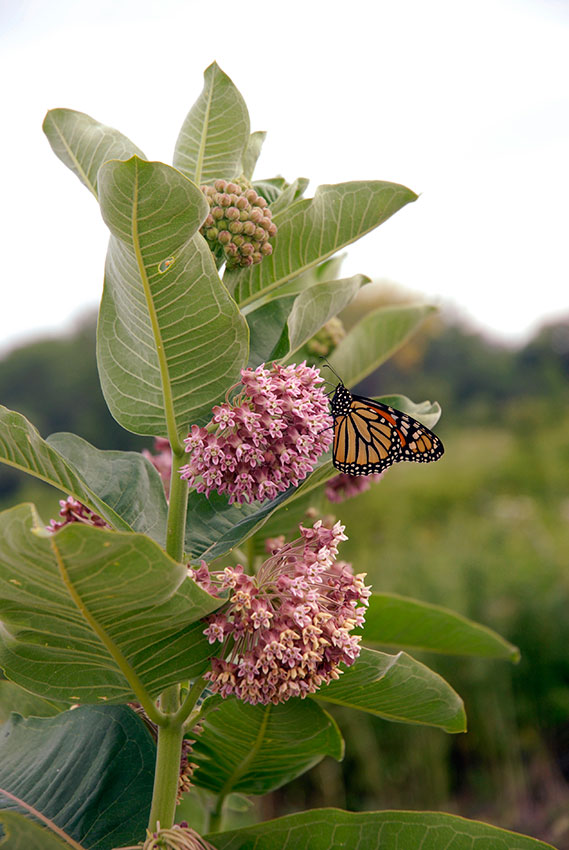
[
  {"x1": 42, "y1": 108, "x2": 145, "y2": 198},
  {"x1": 46, "y1": 432, "x2": 168, "y2": 547},
  {"x1": 185, "y1": 485, "x2": 299, "y2": 563},
  {"x1": 0, "y1": 681, "x2": 64, "y2": 722},
  {"x1": 0, "y1": 705, "x2": 155, "y2": 850},
  {"x1": 97, "y1": 156, "x2": 249, "y2": 438},
  {"x1": 246, "y1": 296, "x2": 296, "y2": 368},
  {"x1": 208, "y1": 808, "x2": 557, "y2": 850},
  {"x1": 245, "y1": 275, "x2": 366, "y2": 369},
  {"x1": 0, "y1": 406, "x2": 131, "y2": 532},
  {"x1": 363, "y1": 593, "x2": 520, "y2": 661},
  {"x1": 328, "y1": 303, "x2": 435, "y2": 387},
  {"x1": 225, "y1": 181, "x2": 417, "y2": 306},
  {"x1": 192, "y1": 698, "x2": 343, "y2": 796},
  {"x1": 269, "y1": 177, "x2": 310, "y2": 215},
  {"x1": 0, "y1": 504, "x2": 220, "y2": 706},
  {"x1": 285, "y1": 275, "x2": 367, "y2": 359},
  {"x1": 242, "y1": 131, "x2": 266, "y2": 180},
  {"x1": 184, "y1": 451, "x2": 334, "y2": 563},
  {"x1": 312, "y1": 647, "x2": 466, "y2": 733},
  {"x1": 0, "y1": 812, "x2": 75, "y2": 850},
  {"x1": 253, "y1": 177, "x2": 287, "y2": 205},
  {"x1": 372, "y1": 394, "x2": 442, "y2": 428},
  {"x1": 173, "y1": 62, "x2": 250, "y2": 185}
]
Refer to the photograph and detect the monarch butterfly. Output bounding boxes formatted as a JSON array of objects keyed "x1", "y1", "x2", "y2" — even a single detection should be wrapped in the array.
[{"x1": 330, "y1": 379, "x2": 444, "y2": 476}]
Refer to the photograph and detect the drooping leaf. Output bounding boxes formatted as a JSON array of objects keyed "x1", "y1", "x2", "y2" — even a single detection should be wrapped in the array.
[
  {"x1": 46, "y1": 432, "x2": 168, "y2": 547},
  {"x1": 0, "y1": 811, "x2": 75, "y2": 850},
  {"x1": 0, "y1": 681, "x2": 64, "y2": 722},
  {"x1": 312, "y1": 647, "x2": 466, "y2": 733},
  {"x1": 192, "y1": 698, "x2": 343, "y2": 796},
  {"x1": 242, "y1": 131, "x2": 266, "y2": 180},
  {"x1": 0, "y1": 706, "x2": 155, "y2": 850},
  {"x1": 225, "y1": 181, "x2": 417, "y2": 306},
  {"x1": 328, "y1": 303, "x2": 435, "y2": 387},
  {"x1": 0, "y1": 504, "x2": 220, "y2": 706},
  {"x1": 97, "y1": 156, "x2": 249, "y2": 437},
  {"x1": 42, "y1": 108, "x2": 145, "y2": 199},
  {"x1": 0, "y1": 407, "x2": 131, "y2": 532},
  {"x1": 173, "y1": 62, "x2": 250, "y2": 185},
  {"x1": 208, "y1": 808, "x2": 557, "y2": 850},
  {"x1": 363, "y1": 593, "x2": 520, "y2": 660}
]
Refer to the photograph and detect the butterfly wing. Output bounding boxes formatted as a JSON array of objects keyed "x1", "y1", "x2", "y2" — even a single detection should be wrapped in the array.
[{"x1": 332, "y1": 390, "x2": 444, "y2": 475}]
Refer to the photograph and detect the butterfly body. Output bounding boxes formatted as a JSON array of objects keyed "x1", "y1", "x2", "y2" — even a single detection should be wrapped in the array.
[{"x1": 330, "y1": 381, "x2": 444, "y2": 476}]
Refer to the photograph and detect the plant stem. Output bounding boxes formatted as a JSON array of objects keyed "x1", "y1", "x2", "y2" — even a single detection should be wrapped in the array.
[
  {"x1": 147, "y1": 446, "x2": 191, "y2": 831},
  {"x1": 173, "y1": 675, "x2": 206, "y2": 727},
  {"x1": 147, "y1": 718, "x2": 185, "y2": 832},
  {"x1": 209, "y1": 794, "x2": 226, "y2": 834},
  {"x1": 166, "y1": 448, "x2": 190, "y2": 564}
]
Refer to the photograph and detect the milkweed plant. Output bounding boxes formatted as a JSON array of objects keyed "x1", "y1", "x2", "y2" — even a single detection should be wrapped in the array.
[{"x1": 0, "y1": 64, "x2": 551, "y2": 850}]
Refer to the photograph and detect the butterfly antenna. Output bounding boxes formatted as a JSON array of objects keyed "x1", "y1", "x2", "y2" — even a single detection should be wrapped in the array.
[{"x1": 319, "y1": 357, "x2": 344, "y2": 385}]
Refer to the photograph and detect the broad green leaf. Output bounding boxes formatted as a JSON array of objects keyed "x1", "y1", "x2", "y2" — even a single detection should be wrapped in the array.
[
  {"x1": 363, "y1": 593, "x2": 520, "y2": 660},
  {"x1": 253, "y1": 177, "x2": 287, "y2": 205},
  {"x1": 46, "y1": 432, "x2": 168, "y2": 547},
  {"x1": 0, "y1": 706, "x2": 154, "y2": 850},
  {"x1": 312, "y1": 647, "x2": 466, "y2": 733},
  {"x1": 0, "y1": 504, "x2": 220, "y2": 705},
  {"x1": 328, "y1": 303, "x2": 435, "y2": 387},
  {"x1": 242, "y1": 131, "x2": 266, "y2": 180},
  {"x1": 269, "y1": 177, "x2": 310, "y2": 215},
  {"x1": 209, "y1": 808, "x2": 557, "y2": 850},
  {"x1": 246, "y1": 276, "x2": 366, "y2": 368},
  {"x1": 225, "y1": 181, "x2": 417, "y2": 306},
  {"x1": 97, "y1": 157, "x2": 249, "y2": 437},
  {"x1": 42, "y1": 108, "x2": 145, "y2": 199},
  {"x1": 192, "y1": 698, "x2": 343, "y2": 795},
  {"x1": 285, "y1": 275, "x2": 368, "y2": 359},
  {"x1": 0, "y1": 406, "x2": 131, "y2": 531},
  {"x1": 246, "y1": 296, "x2": 296, "y2": 368},
  {"x1": 0, "y1": 812, "x2": 75, "y2": 850},
  {"x1": 0, "y1": 681, "x2": 64, "y2": 722},
  {"x1": 373, "y1": 394, "x2": 442, "y2": 428},
  {"x1": 173, "y1": 62, "x2": 250, "y2": 185},
  {"x1": 185, "y1": 451, "x2": 333, "y2": 563}
]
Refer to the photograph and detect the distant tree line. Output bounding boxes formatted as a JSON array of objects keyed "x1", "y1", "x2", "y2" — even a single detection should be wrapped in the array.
[{"x1": 0, "y1": 309, "x2": 567, "y2": 497}]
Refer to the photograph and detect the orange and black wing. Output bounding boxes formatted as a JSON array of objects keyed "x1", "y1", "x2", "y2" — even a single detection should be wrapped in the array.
[{"x1": 332, "y1": 388, "x2": 444, "y2": 476}]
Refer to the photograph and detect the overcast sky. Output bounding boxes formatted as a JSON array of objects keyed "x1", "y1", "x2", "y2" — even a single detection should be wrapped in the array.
[{"x1": 1, "y1": 0, "x2": 568, "y2": 354}]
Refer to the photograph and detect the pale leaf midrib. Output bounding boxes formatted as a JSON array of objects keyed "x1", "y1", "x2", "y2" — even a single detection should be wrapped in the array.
[{"x1": 50, "y1": 117, "x2": 97, "y2": 198}]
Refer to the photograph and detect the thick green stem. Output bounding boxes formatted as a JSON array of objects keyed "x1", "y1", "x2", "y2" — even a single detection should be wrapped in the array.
[
  {"x1": 147, "y1": 719, "x2": 185, "y2": 832},
  {"x1": 208, "y1": 795, "x2": 226, "y2": 834},
  {"x1": 147, "y1": 447, "x2": 191, "y2": 831},
  {"x1": 166, "y1": 449, "x2": 190, "y2": 564}
]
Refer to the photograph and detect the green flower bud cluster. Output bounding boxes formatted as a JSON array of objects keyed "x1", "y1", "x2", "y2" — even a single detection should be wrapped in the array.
[
  {"x1": 200, "y1": 179, "x2": 277, "y2": 270},
  {"x1": 307, "y1": 317, "x2": 346, "y2": 356}
]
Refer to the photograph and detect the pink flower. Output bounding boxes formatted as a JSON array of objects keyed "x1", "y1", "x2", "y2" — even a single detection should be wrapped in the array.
[
  {"x1": 325, "y1": 472, "x2": 385, "y2": 503},
  {"x1": 181, "y1": 363, "x2": 333, "y2": 504},
  {"x1": 47, "y1": 497, "x2": 109, "y2": 532},
  {"x1": 189, "y1": 521, "x2": 370, "y2": 706}
]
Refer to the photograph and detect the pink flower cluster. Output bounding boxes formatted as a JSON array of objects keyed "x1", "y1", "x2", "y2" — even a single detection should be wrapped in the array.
[
  {"x1": 47, "y1": 497, "x2": 108, "y2": 532},
  {"x1": 180, "y1": 362, "x2": 333, "y2": 504},
  {"x1": 190, "y1": 521, "x2": 370, "y2": 706},
  {"x1": 325, "y1": 472, "x2": 384, "y2": 503}
]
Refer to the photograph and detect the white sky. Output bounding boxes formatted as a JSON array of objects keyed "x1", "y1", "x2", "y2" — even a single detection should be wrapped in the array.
[{"x1": 1, "y1": 0, "x2": 568, "y2": 354}]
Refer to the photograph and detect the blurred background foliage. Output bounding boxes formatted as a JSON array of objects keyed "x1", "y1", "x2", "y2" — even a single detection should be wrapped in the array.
[{"x1": 1, "y1": 304, "x2": 568, "y2": 847}]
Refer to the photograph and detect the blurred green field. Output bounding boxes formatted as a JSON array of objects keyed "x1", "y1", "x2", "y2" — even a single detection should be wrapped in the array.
[
  {"x1": 268, "y1": 402, "x2": 569, "y2": 847},
  {"x1": 1, "y1": 314, "x2": 568, "y2": 847}
]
